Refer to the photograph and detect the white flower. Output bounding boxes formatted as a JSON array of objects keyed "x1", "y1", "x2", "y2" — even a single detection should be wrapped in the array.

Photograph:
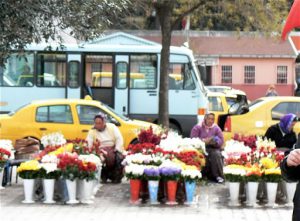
[
  {"x1": 223, "y1": 166, "x2": 246, "y2": 176},
  {"x1": 79, "y1": 154, "x2": 102, "y2": 167},
  {"x1": 223, "y1": 140, "x2": 251, "y2": 155},
  {"x1": 41, "y1": 155, "x2": 58, "y2": 164},
  {"x1": 125, "y1": 164, "x2": 145, "y2": 176},
  {"x1": 159, "y1": 159, "x2": 181, "y2": 170},
  {"x1": 181, "y1": 169, "x2": 202, "y2": 179},
  {"x1": 256, "y1": 136, "x2": 276, "y2": 151},
  {"x1": 0, "y1": 139, "x2": 14, "y2": 153},
  {"x1": 41, "y1": 132, "x2": 66, "y2": 147},
  {"x1": 41, "y1": 163, "x2": 57, "y2": 174}
]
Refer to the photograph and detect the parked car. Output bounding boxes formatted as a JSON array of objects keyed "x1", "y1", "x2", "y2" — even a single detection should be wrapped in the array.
[
  {"x1": 0, "y1": 98, "x2": 157, "y2": 149},
  {"x1": 218, "y1": 96, "x2": 300, "y2": 141},
  {"x1": 207, "y1": 89, "x2": 249, "y2": 123}
]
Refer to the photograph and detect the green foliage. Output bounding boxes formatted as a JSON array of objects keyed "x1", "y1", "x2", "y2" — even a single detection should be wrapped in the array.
[
  {"x1": 39, "y1": 168, "x2": 61, "y2": 180},
  {"x1": 125, "y1": 173, "x2": 144, "y2": 180},
  {"x1": 78, "y1": 171, "x2": 97, "y2": 181},
  {"x1": 245, "y1": 175, "x2": 262, "y2": 182},
  {"x1": 0, "y1": 0, "x2": 131, "y2": 64},
  {"x1": 61, "y1": 165, "x2": 79, "y2": 181},
  {"x1": 224, "y1": 174, "x2": 244, "y2": 182},
  {"x1": 18, "y1": 170, "x2": 40, "y2": 179},
  {"x1": 263, "y1": 174, "x2": 282, "y2": 183}
]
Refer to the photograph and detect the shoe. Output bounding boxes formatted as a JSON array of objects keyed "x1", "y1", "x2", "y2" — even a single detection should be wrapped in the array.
[{"x1": 216, "y1": 177, "x2": 224, "y2": 183}]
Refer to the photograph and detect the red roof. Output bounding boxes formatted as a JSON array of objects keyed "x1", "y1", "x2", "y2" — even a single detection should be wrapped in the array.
[{"x1": 134, "y1": 32, "x2": 296, "y2": 58}]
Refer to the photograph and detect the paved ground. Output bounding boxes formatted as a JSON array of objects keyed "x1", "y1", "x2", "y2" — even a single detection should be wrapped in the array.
[{"x1": 0, "y1": 177, "x2": 294, "y2": 221}]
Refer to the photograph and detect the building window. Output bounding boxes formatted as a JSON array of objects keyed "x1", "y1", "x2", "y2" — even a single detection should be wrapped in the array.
[
  {"x1": 221, "y1": 65, "x2": 232, "y2": 83},
  {"x1": 277, "y1": 66, "x2": 287, "y2": 84},
  {"x1": 244, "y1": 65, "x2": 255, "y2": 84}
]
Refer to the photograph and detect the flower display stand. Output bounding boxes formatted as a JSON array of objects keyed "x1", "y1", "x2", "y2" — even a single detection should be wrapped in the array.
[
  {"x1": 228, "y1": 182, "x2": 240, "y2": 206},
  {"x1": 148, "y1": 180, "x2": 159, "y2": 204},
  {"x1": 185, "y1": 181, "x2": 196, "y2": 204},
  {"x1": 246, "y1": 182, "x2": 259, "y2": 207},
  {"x1": 22, "y1": 179, "x2": 35, "y2": 203},
  {"x1": 80, "y1": 179, "x2": 94, "y2": 204},
  {"x1": 266, "y1": 182, "x2": 278, "y2": 207},
  {"x1": 43, "y1": 179, "x2": 56, "y2": 204},
  {"x1": 166, "y1": 180, "x2": 178, "y2": 205},
  {"x1": 285, "y1": 181, "x2": 297, "y2": 207},
  {"x1": 130, "y1": 179, "x2": 141, "y2": 204},
  {"x1": 66, "y1": 179, "x2": 79, "y2": 204}
]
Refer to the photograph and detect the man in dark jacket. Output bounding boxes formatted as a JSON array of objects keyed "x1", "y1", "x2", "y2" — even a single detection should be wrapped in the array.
[
  {"x1": 265, "y1": 113, "x2": 297, "y2": 153},
  {"x1": 281, "y1": 146, "x2": 300, "y2": 220}
]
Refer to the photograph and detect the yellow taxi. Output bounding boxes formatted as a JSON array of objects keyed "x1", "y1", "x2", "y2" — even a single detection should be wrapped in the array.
[
  {"x1": 219, "y1": 96, "x2": 300, "y2": 141},
  {"x1": 0, "y1": 98, "x2": 157, "y2": 149},
  {"x1": 207, "y1": 89, "x2": 248, "y2": 123}
]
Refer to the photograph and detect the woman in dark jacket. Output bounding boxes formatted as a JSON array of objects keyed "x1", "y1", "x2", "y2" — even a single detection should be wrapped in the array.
[
  {"x1": 280, "y1": 147, "x2": 300, "y2": 220},
  {"x1": 265, "y1": 113, "x2": 297, "y2": 152}
]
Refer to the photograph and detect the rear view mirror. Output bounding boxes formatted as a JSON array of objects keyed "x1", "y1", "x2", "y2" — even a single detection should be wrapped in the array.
[
  {"x1": 110, "y1": 118, "x2": 121, "y2": 127},
  {"x1": 228, "y1": 103, "x2": 240, "y2": 115}
]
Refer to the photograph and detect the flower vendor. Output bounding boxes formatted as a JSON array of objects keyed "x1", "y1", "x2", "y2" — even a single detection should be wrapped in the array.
[
  {"x1": 280, "y1": 148, "x2": 300, "y2": 220},
  {"x1": 86, "y1": 113, "x2": 124, "y2": 183},
  {"x1": 190, "y1": 112, "x2": 224, "y2": 183},
  {"x1": 265, "y1": 113, "x2": 297, "y2": 153}
]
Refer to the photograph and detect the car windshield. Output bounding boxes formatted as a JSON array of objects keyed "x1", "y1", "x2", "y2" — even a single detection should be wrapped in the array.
[
  {"x1": 248, "y1": 99, "x2": 264, "y2": 110},
  {"x1": 8, "y1": 103, "x2": 28, "y2": 116},
  {"x1": 102, "y1": 103, "x2": 129, "y2": 121}
]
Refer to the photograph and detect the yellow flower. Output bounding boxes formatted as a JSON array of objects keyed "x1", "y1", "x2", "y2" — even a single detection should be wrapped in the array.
[
  {"x1": 260, "y1": 157, "x2": 278, "y2": 169},
  {"x1": 264, "y1": 168, "x2": 281, "y2": 175},
  {"x1": 48, "y1": 143, "x2": 73, "y2": 156},
  {"x1": 17, "y1": 160, "x2": 41, "y2": 173}
]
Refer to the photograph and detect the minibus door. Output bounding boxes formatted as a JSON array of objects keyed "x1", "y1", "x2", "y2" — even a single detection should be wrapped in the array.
[
  {"x1": 114, "y1": 55, "x2": 129, "y2": 116},
  {"x1": 67, "y1": 54, "x2": 81, "y2": 99}
]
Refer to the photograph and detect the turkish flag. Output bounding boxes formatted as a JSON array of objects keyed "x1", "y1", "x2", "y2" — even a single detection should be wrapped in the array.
[{"x1": 282, "y1": 0, "x2": 300, "y2": 40}]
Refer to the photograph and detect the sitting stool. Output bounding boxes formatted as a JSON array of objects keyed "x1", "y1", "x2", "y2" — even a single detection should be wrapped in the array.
[{"x1": 3, "y1": 159, "x2": 28, "y2": 186}]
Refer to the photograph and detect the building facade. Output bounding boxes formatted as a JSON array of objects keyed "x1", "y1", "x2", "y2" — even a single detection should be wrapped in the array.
[{"x1": 122, "y1": 30, "x2": 297, "y2": 101}]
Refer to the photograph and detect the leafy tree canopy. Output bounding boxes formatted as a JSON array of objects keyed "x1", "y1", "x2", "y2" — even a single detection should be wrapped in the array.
[{"x1": 0, "y1": 0, "x2": 130, "y2": 63}]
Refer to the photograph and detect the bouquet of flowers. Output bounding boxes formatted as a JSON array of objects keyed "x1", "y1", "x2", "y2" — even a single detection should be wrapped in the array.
[
  {"x1": 263, "y1": 168, "x2": 282, "y2": 182},
  {"x1": 126, "y1": 143, "x2": 156, "y2": 155},
  {"x1": 137, "y1": 126, "x2": 166, "y2": 145},
  {"x1": 159, "y1": 160, "x2": 182, "y2": 181},
  {"x1": 70, "y1": 138, "x2": 101, "y2": 156},
  {"x1": 125, "y1": 164, "x2": 145, "y2": 180},
  {"x1": 41, "y1": 131, "x2": 66, "y2": 148},
  {"x1": 233, "y1": 134, "x2": 257, "y2": 149},
  {"x1": 78, "y1": 154, "x2": 101, "y2": 181},
  {"x1": 17, "y1": 160, "x2": 41, "y2": 179},
  {"x1": 57, "y1": 152, "x2": 80, "y2": 181},
  {"x1": 244, "y1": 164, "x2": 262, "y2": 182},
  {"x1": 181, "y1": 165, "x2": 202, "y2": 183},
  {"x1": 0, "y1": 139, "x2": 13, "y2": 169},
  {"x1": 48, "y1": 143, "x2": 74, "y2": 156},
  {"x1": 223, "y1": 164, "x2": 246, "y2": 182},
  {"x1": 143, "y1": 166, "x2": 160, "y2": 180},
  {"x1": 175, "y1": 150, "x2": 205, "y2": 170},
  {"x1": 255, "y1": 136, "x2": 276, "y2": 153},
  {"x1": 39, "y1": 155, "x2": 61, "y2": 179},
  {"x1": 260, "y1": 157, "x2": 282, "y2": 182}
]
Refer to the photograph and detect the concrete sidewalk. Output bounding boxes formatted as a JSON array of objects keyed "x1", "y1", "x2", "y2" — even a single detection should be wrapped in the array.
[{"x1": 0, "y1": 178, "x2": 294, "y2": 221}]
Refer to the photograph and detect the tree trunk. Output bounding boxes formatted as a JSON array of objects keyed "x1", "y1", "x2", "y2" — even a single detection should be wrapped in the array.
[{"x1": 156, "y1": 3, "x2": 173, "y2": 128}]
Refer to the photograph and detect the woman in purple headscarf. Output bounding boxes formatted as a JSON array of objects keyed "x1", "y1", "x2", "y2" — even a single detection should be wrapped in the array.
[{"x1": 265, "y1": 113, "x2": 298, "y2": 152}]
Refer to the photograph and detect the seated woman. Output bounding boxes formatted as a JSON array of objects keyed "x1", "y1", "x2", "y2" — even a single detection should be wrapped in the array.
[
  {"x1": 190, "y1": 113, "x2": 224, "y2": 183},
  {"x1": 264, "y1": 113, "x2": 297, "y2": 154},
  {"x1": 86, "y1": 113, "x2": 124, "y2": 183}
]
